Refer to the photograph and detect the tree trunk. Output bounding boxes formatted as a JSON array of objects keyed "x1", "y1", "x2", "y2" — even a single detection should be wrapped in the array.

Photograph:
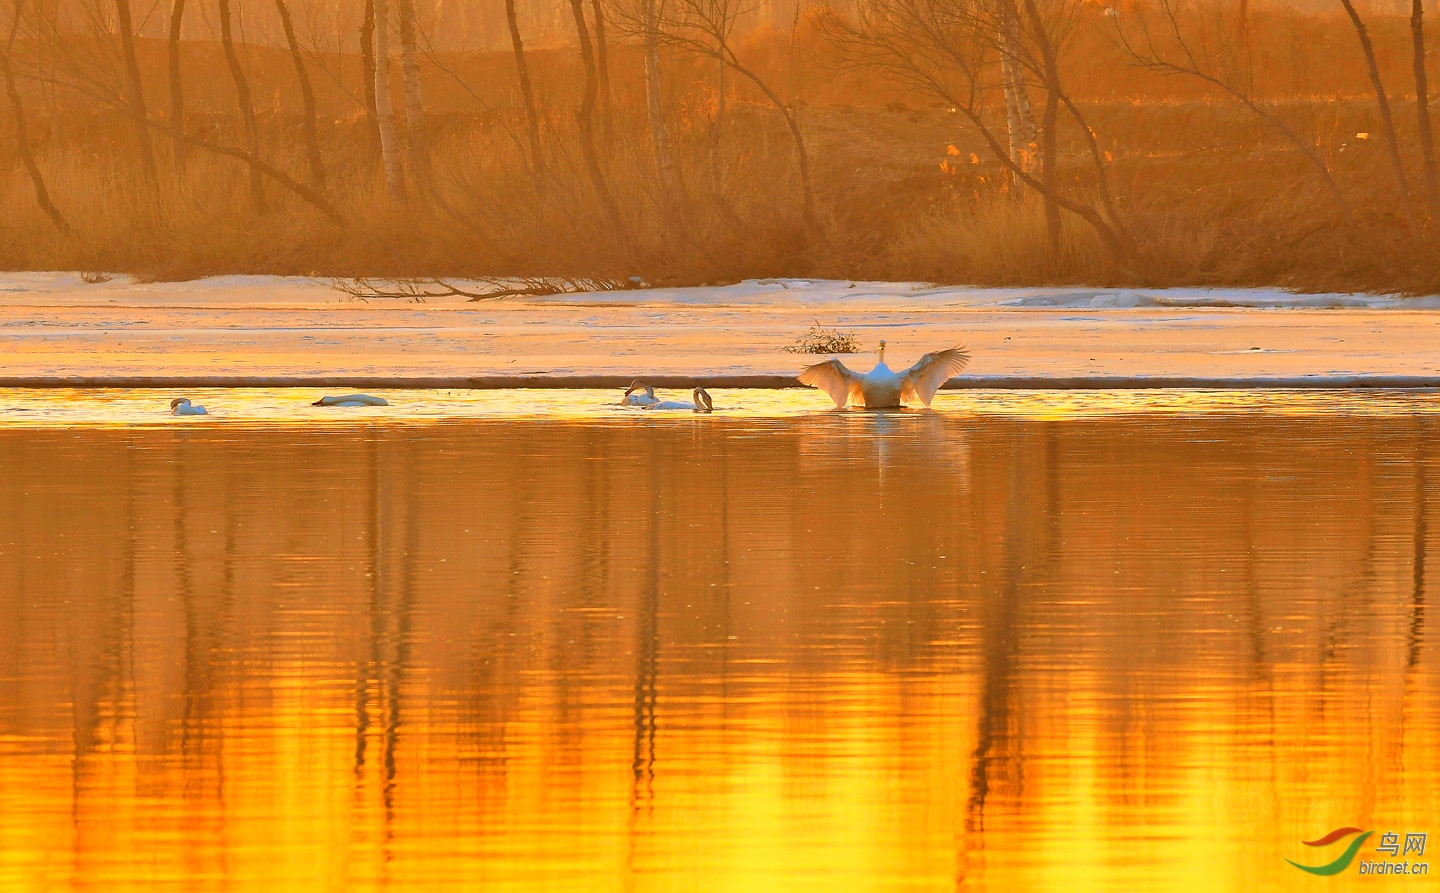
[
  {"x1": 218, "y1": 0, "x2": 265, "y2": 212},
  {"x1": 395, "y1": 0, "x2": 430, "y2": 186},
  {"x1": 712, "y1": 38, "x2": 725, "y2": 192},
  {"x1": 725, "y1": 54, "x2": 818, "y2": 234},
  {"x1": 167, "y1": 0, "x2": 186, "y2": 172},
  {"x1": 504, "y1": 0, "x2": 545, "y2": 189},
  {"x1": 1338, "y1": 0, "x2": 1420, "y2": 240},
  {"x1": 640, "y1": 0, "x2": 682, "y2": 218},
  {"x1": 567, "y1": 0, "x2": 627, "y2": 240},
  {"x1": 1018, "y1": 0, "x2": 1061, "y2": 254},
  {"x1": 274, "y1": 0, "x2": 325, "y2": 189},
  {"x1": 360, "y1": 0, "x2": 380, "y2": 162},
  {"x1": 373, "y1": 0, "x2": 407, "y2": 202},
  {"x1": 590, "y1": 0, "x2": 612, "y2": 145},
  {"x1": 2, "y1": 17, "x2": 69, "y2": 234},
  {"x1": 115, "y1": 0, "x2": 157, "y2": 186},
  {"x1": 997, "y1": 3, "x2": 1036, "y2": 176},
  {"x1": 1413, "y1": 0, "x2": 1440, "y2": 221}
]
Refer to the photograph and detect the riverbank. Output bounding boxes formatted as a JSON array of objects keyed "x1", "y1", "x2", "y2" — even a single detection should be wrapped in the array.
[{"x1": 3, "y1": 273, "x2": 1438, "y2": 388}]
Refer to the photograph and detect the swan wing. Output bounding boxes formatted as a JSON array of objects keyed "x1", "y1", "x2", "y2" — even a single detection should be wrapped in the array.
[
  {"x1": 900, "y1": 346, "x2": 970, "y2": 406},
  {"x1": 798, "y1": 359, "x2": 861, "y2": 408}
]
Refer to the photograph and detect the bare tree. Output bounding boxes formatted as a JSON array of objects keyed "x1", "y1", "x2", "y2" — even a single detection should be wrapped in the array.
[
  {"x1": 396, "y1": 0, "x2": 430, "y2": 184},
  {"x1": 567, "y1": 0, "x2": 627, "y2": 238},
  {"x1": 2, "y1": 0, "x2": 68, "y2": 233},
  {"x1": 360, "y1": 0, "x2": 380, "y2": 160},
  {"x1": 591, "y1": 0, "x2": 613, "y2": 144},
  {"x1": 167, "y1": 0, "x2": 186, "y2": 171},
  {"x1": 504, "y1": 0, "x2": 545, "y2": 188},
  {"x1": 1116, "y1": 0, "x2": 1352, "y2": 222},
  {"x1": 641, "y1": 0, "x2": 683, "y2": 219},
  {"x1": 17, "y1": 0, "x2": 343, "y2": 225},
  {"x1": 1412, "y1": 0, "x2": 1439, "y2": 222},
  {"x1": 218, "y1": 0, "x2": 265, "y2": 212},
  {"x1": 1337, "y1": 0, "x2": 1419, "y2": 240},
  {"x1": 1017, "y1": 0, "x2": 1061, "y2": 250},
  {"x1": 374, "y1": 0, "x2": 406, "y2": 201},
  {"x1": 997, "y1": 1, "x2": 1036, "y2": 174},
  {"x1": 659, "y1": 0, "x2": 818, "y2": 232},
  {"x1": 819, "y1": 0, "x2": 1130, "y2": 262},
  {"x1": 114, "y1": 0, "x2": 156, "y2": 186},
  {"x1": 275, "y1": 0, "x2": 326, "y2": 189}
]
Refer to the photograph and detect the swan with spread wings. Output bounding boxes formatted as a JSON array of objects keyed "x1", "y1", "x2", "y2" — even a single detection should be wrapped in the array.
[{"x1": 798, "y1": 340, "x2": 969, "y2": 409}]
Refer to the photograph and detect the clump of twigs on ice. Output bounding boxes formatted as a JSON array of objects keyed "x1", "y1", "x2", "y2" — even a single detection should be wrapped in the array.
[
  {"x1": 783, "y1": 323, "x2": 861, "y2": 354},
  {"x1": 326, "y1": 276, "x2": 628, "y2": 303}
]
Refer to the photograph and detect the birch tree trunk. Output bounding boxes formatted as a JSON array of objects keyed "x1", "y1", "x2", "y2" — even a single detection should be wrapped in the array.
[
  {"x1": 274, "y1": 0, "x2": 325, "y2": 189},
  {"x1": 218, "y1": 0, "x2": 266, "y2": 212},
  {"x1": 396, "y1": 0, "x2": 430, "y2": 186},
  {"x1": 997, "y1": 3, "x2": 1035, "y2": 175},
  {"x1": 167, "y1": 0, "x2": 186, "y2": 172},
  {"x1": 505, "y1": 0, "x2": 545, "y2": 188},
  {"x1": 115, "y1": 0, "x2": 157, "y2": 186},
  {"x1": 373, "y1": 0, "x2": 407, "y2": 203}
]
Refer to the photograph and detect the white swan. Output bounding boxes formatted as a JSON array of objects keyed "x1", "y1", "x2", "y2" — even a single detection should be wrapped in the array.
[
  {"x1": 620, "y1": 380, "x2": 660, "y2": 406},
  {"x1": 643, "y1": 387, "x2": 713, "y2": 413},
  {"x1": 313, "y1": 394, "x2": 389, "y2": 407},
  {"x1": 170, "y1": 397, "x2": 207, "y2": 416},
  {"x1": 798, "y1": 340, "x2": 969, "y2": 408}
]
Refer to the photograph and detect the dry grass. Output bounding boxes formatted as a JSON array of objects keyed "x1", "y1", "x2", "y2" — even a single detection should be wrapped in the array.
[{"x1": 2, "y1": 12, "x2": 1440, "y2": 293}]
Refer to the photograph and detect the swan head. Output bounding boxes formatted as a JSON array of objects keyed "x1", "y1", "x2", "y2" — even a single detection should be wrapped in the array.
[
  {"x1": 170, "y1": 398, "x2": 190, "y2": 410},
  {"x1": 624, "y1": 380, "x2": 655, "y2": 398},
  {"x1": 877, "y1": 340, "x2": 887, "y2": 364},
  {"x1": 693, "y1": 387, "x2": 713, "y2": 413}
]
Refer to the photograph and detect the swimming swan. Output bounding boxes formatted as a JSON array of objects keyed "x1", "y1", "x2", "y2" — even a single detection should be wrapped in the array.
[
  {"x1": 313, "y1": 394, "x2": 389, "y2": 407},
  {"x1": 170, "y1": 397, "x2": 208, "y2": 416},
  {"x1": 799, "y1": 340, "x2": 969, "y2": 408},
  {"x1": 643, "y1": 387, "x2": 713, "y2": 413},
  {"x1": 620, "y1": 380, "x2": 660, "y2": 406}
]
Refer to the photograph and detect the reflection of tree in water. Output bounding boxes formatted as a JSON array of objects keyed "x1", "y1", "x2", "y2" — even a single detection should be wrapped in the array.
[
  {"x1": 631, "y1": 440, "x2": 661, "y2": 821},
  {"x1": 1402, "y1": 429, "x2": 1428, "y2": 749},
  {"x1": 349, "y1": 433, "x2": 417, "y2": 874},
  {"x1": 353, "y1": 436, "x2": 384, "y2": 783},
  {"x1": 70, "y1": 438, "x2": 139, "y2": 866},
  {"x1": 957, "y1": 425, "x2": 1056, "y2": 884},
  {"x1": 176, "y1": 431, "x2": 235, "y2": 868},
  {"x1": 1409, "y1": 432, "x2": 1427, "y2": 676},
  {"x1": 383, "y1": 446, "x2": 418, "y2": 851}
]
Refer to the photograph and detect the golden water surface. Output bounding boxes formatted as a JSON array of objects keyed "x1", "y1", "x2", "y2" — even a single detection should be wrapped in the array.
[{"x1": 0, "y1": 390, "x2": 1436, "y2": 891}]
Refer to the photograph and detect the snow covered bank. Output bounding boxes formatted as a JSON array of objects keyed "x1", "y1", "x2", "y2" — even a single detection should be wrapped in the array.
[{"x1": 1, "y1": 273, "x2": 1438, "y2": 385}]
